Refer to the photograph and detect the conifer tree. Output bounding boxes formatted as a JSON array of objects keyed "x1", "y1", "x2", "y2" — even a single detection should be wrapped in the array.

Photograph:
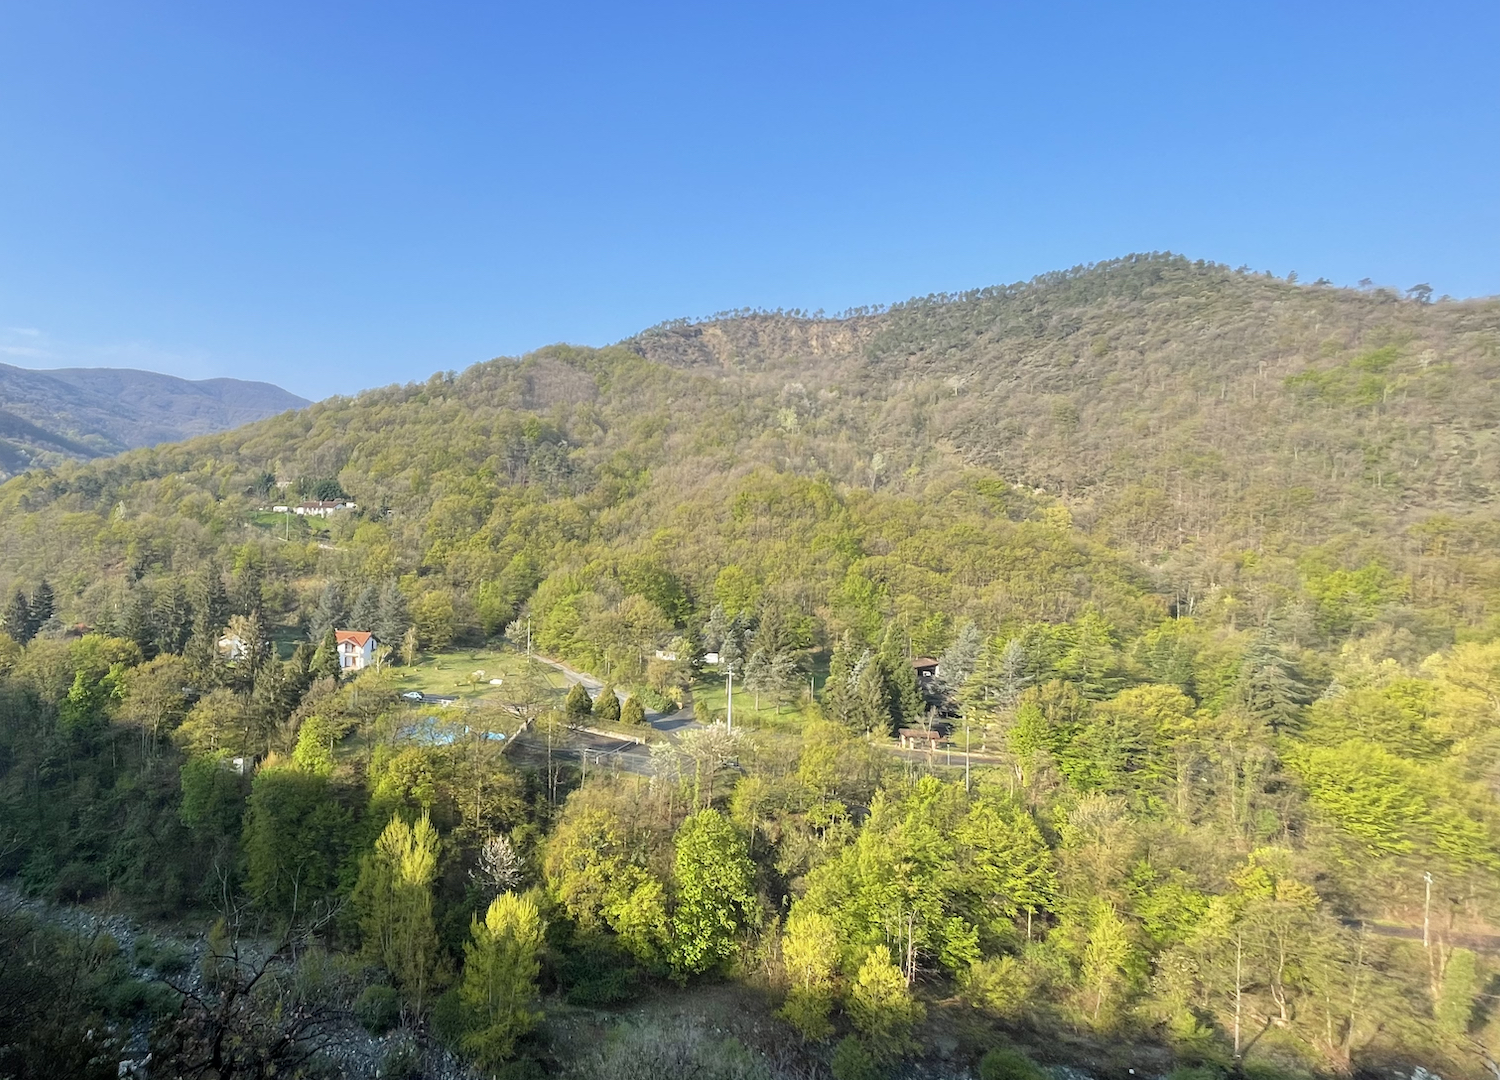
[
  {"x1": 355, "y1": 812, "x2": 443, "y2": 1013},
  {"x1": 310, "y1": 628, "x2": 342, "y2": 681},
  {"x1": 563, "y1": 682, "x2": 592, "y2": 724},
  {"x1": 26, "y1": 580, "x2": 53, "y2": 637},
  {"x1": 592, "y1": 682, "x2": 621, "y2": 724},
  {"x1": 2, "y1": 590, "x2": 33, "y2": 644},
  {"x1": 460, "y1": 892, "x2": 546, "y2": 1068}
]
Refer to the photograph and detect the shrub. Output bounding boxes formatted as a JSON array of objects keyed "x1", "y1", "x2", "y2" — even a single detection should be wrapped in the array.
[
  {"x1": 621, "y1": 695, "x2": 647, "y2": 726},
  {"x1": 52, "y1": 860, "x2": 107, "y2": 902},
  {"x1": 133, "y1": 935, "x2": 191, "y2": 975},
  {"x1": 962, "y1": 955, "x2": 1032, "y2": 1018},
  {"x1": 831, "y1": 1036, "x2": 885, "y2": 1080},
  {"x1": 354, "y1": 984, "x2": 401, "y2": 1036},
  {"x1": 430, "y1": 986, "x2": 468, "y2": 1050},
  {"x1": 379, "y1": 1037, "x2": 421, "y2": 1080},
  {"x1": 979, "y1": 1046, "x2": 1047, "y2": 1080}
]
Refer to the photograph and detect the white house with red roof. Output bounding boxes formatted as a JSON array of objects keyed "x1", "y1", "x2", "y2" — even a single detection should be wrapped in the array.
[{"x1": 335, "y1": 630, "x2": 377, "y2": 671}]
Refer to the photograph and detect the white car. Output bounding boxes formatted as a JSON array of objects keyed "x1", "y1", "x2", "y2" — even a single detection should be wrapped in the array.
[{"x1": 401, "y1": 691, "x2": 424, "y2": 701}]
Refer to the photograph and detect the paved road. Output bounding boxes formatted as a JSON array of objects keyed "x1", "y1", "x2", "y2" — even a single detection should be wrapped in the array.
[{"x1": 528, "y1": 653, "x2": 702, "y2": 737}]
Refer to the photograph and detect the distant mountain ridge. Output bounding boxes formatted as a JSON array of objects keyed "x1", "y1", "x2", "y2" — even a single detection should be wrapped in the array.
[{"x1": 0, "y1": 362, "x2": 309, "y2": 476}]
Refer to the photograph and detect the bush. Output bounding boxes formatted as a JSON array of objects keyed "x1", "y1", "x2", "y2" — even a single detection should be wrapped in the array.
[
  {"x1": 430, "y1": 986, "x2": 468, "y2": 1050},
  {"x1": 979, "y1": 1046, "x2": 1047, "y2": 1080},
  {"x1": 101, "y1": 976, "x2": 176, "y2": 1021},
  {"x1": 354, "y1": 984, "x2": 401, "y2": 1036},
  {"x1": 553, "y1": 930, "x2": 640, "y2": 1005},
  {"x1": 379, "y1": 1037, "x2": 421, "y2": 1080},
  {"x1": 962, "y1": 955, "x2": 1032, "y2": 1017},
  {"x1": 576, "y1": 1021, "x2": 771, "y2": 1080},
  {"x1": 638, "y1": 686, "x2": 674, "y2": 713},
  {"x1": 621, "y1": 695, "x2": 646, "y2": 726},
  {"x1": 133, "y1": 935, "x2": 191, "y2": 975},
  {"x1": 831, "y1": 1037, "x2": 885, "y2": 1080},
  {"x1": 52, "y1": 860, "x2": 107, "y2": 902}
]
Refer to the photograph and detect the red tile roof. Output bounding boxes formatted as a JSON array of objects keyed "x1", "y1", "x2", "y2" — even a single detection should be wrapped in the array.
[{"x1": 335, "y1": 630, "x2": 373, "y2": 647}]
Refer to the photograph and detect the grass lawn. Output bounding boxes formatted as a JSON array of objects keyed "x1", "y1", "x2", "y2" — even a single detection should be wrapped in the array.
[
  {"x1": 388, "y1": 646, "x2": 574, "y2": 706},
  {"x1": 246, "y1": 510, "x2": 318, "y2": 538},
  {"x1": 690, "y1": 667, "x2": 820, "y2": 731}
]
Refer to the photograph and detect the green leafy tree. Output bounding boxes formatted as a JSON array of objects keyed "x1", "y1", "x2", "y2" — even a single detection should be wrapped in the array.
[
  {"x1": 459, "y1": 892, "x2": 546, "y2": 1068},
  {"x1": 621, "y1": 694, "x2": 646, "y2": 726},
  {"x1": 780, "y1": 907, "x2": 840, "y2": 1040},
  {"x1": 670, "y1": 809, "x2": 757, "y2": 977},
  {"x1": 412, "y1": 590, "x2": 457, "y2": 651},
  {"x1": 242, "y1": 762, "x2": 348, "y2": 917}
]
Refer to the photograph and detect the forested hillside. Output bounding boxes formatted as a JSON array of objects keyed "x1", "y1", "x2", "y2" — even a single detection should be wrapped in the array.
[
  {"x1": 2, "y1": 254, "x2": 1500, "y2": 1080},
  {"x1": 0, "y1": 361, "x2": 309, "y2": 476}
]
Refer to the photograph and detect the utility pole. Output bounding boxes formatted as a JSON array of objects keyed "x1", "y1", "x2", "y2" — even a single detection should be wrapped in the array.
[
  {"x1": 1424, "y1": 871, "x2": 1433, "y2": 949},
  {"x1": 726, "y1": 664, "x2": 733, "y2": 732},
  {"x1": 526, "y1": 617, "x2": 532, "y2": 657},
  {"x1": 965, "y1": 725, "x2": 971, "y2": 793}
]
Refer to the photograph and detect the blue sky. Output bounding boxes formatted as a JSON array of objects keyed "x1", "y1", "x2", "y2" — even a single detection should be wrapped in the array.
[{"x1": 0, "y1": 2, "x2": 1495, "y2": 400}]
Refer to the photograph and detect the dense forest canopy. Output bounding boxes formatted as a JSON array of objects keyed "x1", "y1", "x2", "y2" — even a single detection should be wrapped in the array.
[{"x1": 2, "y1": 253, "x2": 1500, "y2": 1080}]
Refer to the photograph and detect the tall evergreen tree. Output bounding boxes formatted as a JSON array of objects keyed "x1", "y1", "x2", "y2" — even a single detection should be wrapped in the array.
[
  {"x1": 2, "y1": 590, "x2": 32, "y2": 644},
  {"x1": 26, "y1": 580, "x2": 54, "y2": 637},
  {"x1": 350, "y1": 585, "x2": 380, "y2": 633},
  {"x1": 119, "y1": 586, "x2": 156, "y2": 658},
  {"x1": 230, "y1": 557, "x2": 264, "y2": 618},
  {"x1": 310, "y1": 628, "x2": 342, "y2": 681},
  {"x1": 460, "y1": 893, "x2": 546, "y2": 1068},
  {"x1": 153, "y1": 578, "x2": 192, "y2": 655},
  {"x1": 354, "y1": 812, "x2": 442, "y2": 1013},
  {"x1": 309, "y1": 581, "x2": 347, "y2": 644},
  {"x1": 195, "y1": 562, "x2": 230, "y2": 637},
  {"x1": 936, "y1": 621, "x2": 984, "y2": 701},
  {"x1": 563, "y1": 682, "x2": 592, "y2": 724},
  {"x1": 374, "y1": 579, "x2": 411, "y2": 646}
]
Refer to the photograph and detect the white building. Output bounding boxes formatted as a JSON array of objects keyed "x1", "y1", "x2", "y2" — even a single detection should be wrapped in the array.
[{"x1": 335, "y1": 630, "x2": 377, "y2": 671}]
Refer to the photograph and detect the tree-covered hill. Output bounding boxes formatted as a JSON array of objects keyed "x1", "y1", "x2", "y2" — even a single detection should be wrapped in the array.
[
  {"x1": 0, "y1": 361, "x2": 309, "y2": 476},
  {"x1": 1, "y1": 253, "x2": 1495, "y2": 649}
]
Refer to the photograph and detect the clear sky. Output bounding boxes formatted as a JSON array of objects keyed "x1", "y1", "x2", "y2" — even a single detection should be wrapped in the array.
[{"x1": 0, "y1": 2, "x2": 1495, "y2": 400}]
